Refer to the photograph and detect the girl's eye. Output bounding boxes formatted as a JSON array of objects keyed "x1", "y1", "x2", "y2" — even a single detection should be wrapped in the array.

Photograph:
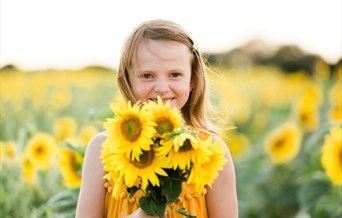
[
  {"x1": 141, "y1": 74, "x2": 153, "y2": 79},
  {"x1": 170, "y1": 72, "x2": 181, "y2": 78}
]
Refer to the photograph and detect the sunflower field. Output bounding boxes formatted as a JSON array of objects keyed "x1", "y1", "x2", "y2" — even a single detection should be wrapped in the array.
[{"x1": 0, "y1": 62, "x2": 341, "y2": 217}]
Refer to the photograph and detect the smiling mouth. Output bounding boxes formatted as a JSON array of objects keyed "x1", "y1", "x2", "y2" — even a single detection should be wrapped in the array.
[{"x1": 149, "y1": 98, "x2": 175, "y2": 104}]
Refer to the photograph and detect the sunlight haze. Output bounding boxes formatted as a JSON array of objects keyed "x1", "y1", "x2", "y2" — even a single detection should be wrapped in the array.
[{"x1": 1, "y1": 0, "x2": 341, "y2": 70}]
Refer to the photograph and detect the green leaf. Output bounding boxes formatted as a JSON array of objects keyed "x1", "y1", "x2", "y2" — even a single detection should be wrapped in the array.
[
  {"x1": 139, "y1": 196, "x2": 167, "y2": 218},
  {"x1": 304, "y1": 122, "x2": 333, "y2": 150},
  {"x1": 127, "y1": 186, "x2": 140, "y2": 198},
  {"x1": 298, "y1": 179, "x2": 331, "y2": 212},
  {"x1": 160, "y1": 176, "x2": 182, "y2": 204},
  {"x1": 174, "y1": 207, "x2": 197, "y2": 218},
  {"x1": 168, "y1": 127, "x2": 197, "y2": 141},
  {"x1": 46, "y1": 189, "x2": 79, "y2": 210},
  {"x1": 313, "y1": 193, "x2": 342, "y2": 218}
]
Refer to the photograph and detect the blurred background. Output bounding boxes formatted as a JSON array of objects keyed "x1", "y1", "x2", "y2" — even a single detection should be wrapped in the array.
[{"x1": 1, "y1": 0, "x2": 341, "y2": 217}]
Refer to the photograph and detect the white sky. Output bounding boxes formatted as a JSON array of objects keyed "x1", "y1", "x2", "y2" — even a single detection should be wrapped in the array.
[{"x1": 1, "y1": 0, "x2": 341, "y2": 70}]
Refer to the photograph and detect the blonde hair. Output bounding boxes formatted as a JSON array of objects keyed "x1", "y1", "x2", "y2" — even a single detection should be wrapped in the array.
[{"x1": 117, "y1": 19, "x2": 216, "y2": 134}]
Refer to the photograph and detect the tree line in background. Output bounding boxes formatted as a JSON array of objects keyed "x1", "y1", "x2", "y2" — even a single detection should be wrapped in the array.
[
  {"x1": 206, "y1": 39, "x2": 341, "y2": 76},
  {"x1": 1, "y1": 39, "x2": 341, "y2": 75}
]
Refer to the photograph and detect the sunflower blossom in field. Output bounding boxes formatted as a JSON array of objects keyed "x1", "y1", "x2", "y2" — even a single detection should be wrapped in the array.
[
  {"x1": 265, "y1": 122, "x2": 302, "y2": 164},
  {"x1": 294, "y1": 92, "x2": 320, "y2": 132},
  {"x1": 58, "y1": 148, "x2": 84, "y2": 188},
  {"x1": 25, "y1": 132, "x2": 57, "y2": 170},
  {"x1": 53, "y1": 116, "x2": 77, "y2": 143},
  {"x1": 101, "y1": 98, "x2": 227, "y2": 217},
  {"x1": 224, "y1": 131, "x2": 250, "y2": 159},
  {"x1": 0, "y1": 141, "x2": 16, "y2": 164},
  {"x1": 4, "y1": 141, "x2": 16, "y2": 160},
  {"x1": 321, "y1": 127, "x2": 342, "y2": 186},
  {"x1": 21, "y1": 155, "x2": 37, "y2": 185},
  {"x1": 79, "y1": 125, "x2": 98, "y2": 145}
]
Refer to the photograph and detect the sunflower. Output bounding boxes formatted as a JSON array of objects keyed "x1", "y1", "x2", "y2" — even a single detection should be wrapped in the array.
[
  {"x1": 79, "y1": 125, "x2": 97, "y2": 145},
  {"x1": 188, "y1": 136, "x2": 227, "y2": 192},
  {"x1": 53, "y1": 116, "x2": 77, "y2": 143},
  {"x1": 329, "y1": 103, "x2": 342, "y2": 123},
  {"x1": 321, "y1": 127, "x2": 342, "y2": 186},
  {"x1": 0, "y1": 141, "x2": 16, "y2": 164},
  {"x1": 25, "y1": 132, "x2": 56, "y2": 170},
  {"x1": 104, "y1": 101, "x2": 156, "y2": 161},
  {"x1": 4, "y1": 141, "x2": 16, "y2": 160},
  {"x1": 294, "y1": 93, "x2": 320, "y2": 132},
  {"x1": 265, "y1": 122, "x2": 302, "y2": 164},
  {"x1": 102, "y1": 144, "x2": 168, "y2": 191},
  {"x1": 144, "y1": 97, "x2": 182, "y2": 137},
  {"x1": 225, "y1": 131, "x2": 250, "y2": 159},
  {"x1": 58, "y1": 148, "x2": 83, "y2": 188},
  {"x1": 21, "y1": 155, "x2": 37, "y2": 185},
  {"x1": 158, "y1": 131, "x2": 209, "y2": 170}
]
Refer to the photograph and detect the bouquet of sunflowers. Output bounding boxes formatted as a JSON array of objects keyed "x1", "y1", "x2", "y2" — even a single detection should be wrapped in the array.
[{"x1": 101, "y1": 98, "x2": 227, "y2": 218}]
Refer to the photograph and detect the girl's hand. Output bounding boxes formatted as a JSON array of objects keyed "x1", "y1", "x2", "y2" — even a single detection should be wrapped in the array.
[{"x1": 122, "y1": 208, "x2": 166, "y2": 218}]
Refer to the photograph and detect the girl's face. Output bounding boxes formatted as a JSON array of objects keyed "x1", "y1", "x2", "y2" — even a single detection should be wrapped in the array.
[{"x1": 130, "y1": 39, "x2": 193, "y2": 109}]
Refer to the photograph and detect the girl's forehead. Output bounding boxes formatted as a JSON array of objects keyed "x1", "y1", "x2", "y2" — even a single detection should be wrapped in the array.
[
  {"x1": 135, "y1": 39, "x2": 191, "y2": 62},
  {"x1": 132, "y1": 40, "x2": 192, "y2": 72},
  {"x1": 138, "y1": 39, "x2": 189, "y2": 55}
]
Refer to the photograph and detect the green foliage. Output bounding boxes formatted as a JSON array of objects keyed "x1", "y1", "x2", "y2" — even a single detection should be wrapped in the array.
[
  {"x1": 139, "y1": 195, "x2": 167, "y2": 218},
  {"x1": 0, "y1": 163, "x2": 64, "y2": 218},
  {"x1": 36, "y1": 189, "x2": 79, "y2": 218}
]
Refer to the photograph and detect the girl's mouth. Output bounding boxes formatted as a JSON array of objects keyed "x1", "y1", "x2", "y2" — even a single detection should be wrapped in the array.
[{"x1": 149, "y1": 98, "x2": 175, "y2": 104}]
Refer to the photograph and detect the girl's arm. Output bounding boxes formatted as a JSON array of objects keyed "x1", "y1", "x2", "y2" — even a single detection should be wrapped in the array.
[
  {"x1": 206, "y1": 139, "x2": 238, "y2": 218},
  {"x1": 76, "y1": 132, "x2": 107, "y2": 218}
]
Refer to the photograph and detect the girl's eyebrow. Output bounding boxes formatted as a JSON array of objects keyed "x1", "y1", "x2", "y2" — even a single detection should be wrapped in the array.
[
  {"x1": 167, "y1": 66, "x2": 188, "y2": 71},
  {"x1": 138, "y1": 69, "x2": 156, "y2": 74}
]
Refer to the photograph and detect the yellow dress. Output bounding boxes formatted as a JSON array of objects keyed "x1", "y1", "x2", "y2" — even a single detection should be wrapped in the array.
[
  {"x1": 104, "y1": 128, "x2": 211, "y2": 218},
  {"x1": 104, "y1": 182, "x2": 208, "y2": 217}
]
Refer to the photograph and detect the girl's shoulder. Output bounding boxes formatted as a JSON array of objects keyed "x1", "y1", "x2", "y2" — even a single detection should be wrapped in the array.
[
  {"x1": 85, "y1": 131, "x2": 108, "y2": 155},
  {"x1": 89, "y1": 131, "x2": 107, "y2": 145}
]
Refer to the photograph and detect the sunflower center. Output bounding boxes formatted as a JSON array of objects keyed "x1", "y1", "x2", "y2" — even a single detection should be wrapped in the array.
[
  {"x1": 23, "y1": 159, "x2": 33, "y2": 168},
  {"x1": 156, "y1": 118, "x2": 173, "y2": 135},
  {"x1": 131, "y1": 150, "x2": 154, "y2": 169},
  {"x1": 273, "y1": 137, "x2": 285, "y2": 149},
  {"x1": 121, "y1": 117, "x2": 142, "y2": 142},
  {"x1": 35, "y1": 144, "x2": 45, "y2": 157},
  {"x1": 179, "y1": 139, "x2": 193, "y2": 152},
  {"x1": 300, "y1": 112, "x2": 309, "y2": 122}
]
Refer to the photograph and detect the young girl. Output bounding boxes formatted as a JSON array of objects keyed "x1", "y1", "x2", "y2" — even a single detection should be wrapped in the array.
[{"x1": 76, "y1": 19, "x2": 238, "y2": 218}]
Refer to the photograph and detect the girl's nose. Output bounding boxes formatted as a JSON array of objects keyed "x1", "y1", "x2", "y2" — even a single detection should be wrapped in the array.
[{"x1": 154, "y1": 78, "x2": 169, "y2": 95}]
